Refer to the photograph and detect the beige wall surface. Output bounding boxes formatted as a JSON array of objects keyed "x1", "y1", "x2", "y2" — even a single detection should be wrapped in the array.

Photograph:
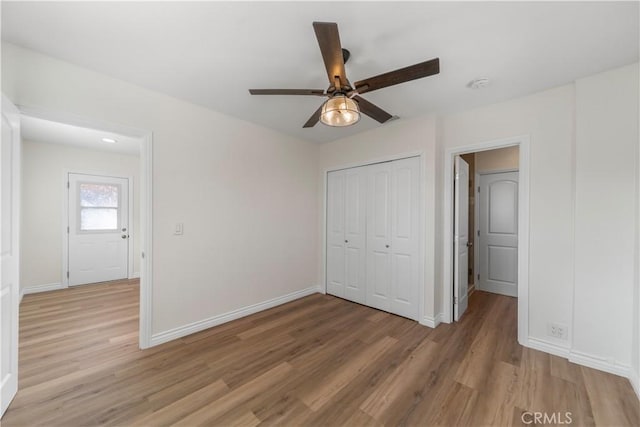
[
  {"x1": 21, "y1": 140, "x2": 140, "y2": 288},
  {"x1": 475, "y1": 145, "x2": 519, "y2": 172}
]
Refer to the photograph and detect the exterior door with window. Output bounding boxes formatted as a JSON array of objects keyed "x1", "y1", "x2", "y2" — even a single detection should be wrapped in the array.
[{"x1": 68, "y1": 173, "x2": 129, "y2": 286}]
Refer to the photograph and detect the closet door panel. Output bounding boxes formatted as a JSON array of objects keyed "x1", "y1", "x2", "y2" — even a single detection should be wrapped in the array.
[
  {"x1": 326, "y1": 171, "x2": 346, "y2": 297},
  {"x1": 393, "y1": 253, "x2": 412, "y2": 303},
  {"x1": 344, "y1": 167, "x2": 367, "y2": 304},
  {"x1": 390, "y1": 157, "x2": 420, "y2": 319},
  {"x1": 366, "y1": 163, "x2": 392, "y2": 312}
]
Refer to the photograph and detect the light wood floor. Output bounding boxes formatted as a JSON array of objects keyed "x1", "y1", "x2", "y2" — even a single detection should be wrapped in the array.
[{"x1": 3, "y1": 280, "x2": 639, "y2": 426}]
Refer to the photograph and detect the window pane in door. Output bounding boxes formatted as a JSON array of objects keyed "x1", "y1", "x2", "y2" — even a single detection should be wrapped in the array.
[
  {"x1": 80, "y1": 208, "x2": 118, "y2": 231},
  {"x1": 78, "y1": 182, "x2": 120, "y2": 231},
  {"x1": 80, "y1": 183, "x2": 119, "y2": 207}
]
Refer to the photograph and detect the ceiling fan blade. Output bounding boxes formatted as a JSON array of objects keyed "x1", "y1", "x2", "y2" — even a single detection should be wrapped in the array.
[
  {"x1": 354, "y1": 96, "x2": 393, "y2": 124},
  {"x1": 313, "y1": 22, "x2": 348, "y2": 88},
  {"x1": 249, "y1": 89, "x2": 326, "y2": 96},
  {"x1": 354, "y1": 58, "x2": 440, "y2": 95},
  {"x1": 303, "y1": 105, "x2": 323, "y2": 128}
]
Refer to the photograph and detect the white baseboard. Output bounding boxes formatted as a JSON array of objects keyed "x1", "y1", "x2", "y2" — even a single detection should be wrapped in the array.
[
  {"x1": 528, "y1": 337, "x2": 633, "y2": 380},
  {"x1": 421, "y1": 312, "x2": 443, "y2": 328},
  {"x1": 150, "y1": 285, "x2": 322, "y2": 347},
  {"x1": 629, "y1": 367, "x2": 640, "y2": 401},
  {"x1": 568, "y1": 349, "x2": 631, "y2": 378},
  {"x1": 19, "y1": 287, "x2": 24, "y2": 304},
  {"x1": 527, "y1": 337, "x2": 570, "y2": 358},
  {"x1": 21, "y1": 282, "x2": 65, "y2": 296},
  {"x1": 129, "y1": 272, "x2": 140, "y2": 279}
]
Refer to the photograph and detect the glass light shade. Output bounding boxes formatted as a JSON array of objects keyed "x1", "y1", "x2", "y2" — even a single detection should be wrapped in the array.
[{"x1": 320, "y1": 95, "x2": 360, "y2": 127}]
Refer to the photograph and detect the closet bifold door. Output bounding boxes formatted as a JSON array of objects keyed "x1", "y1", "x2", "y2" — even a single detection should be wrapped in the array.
[
  {"x1": 343, "y1": 167, "x2": 367, "y2": 304},
  {"x1": 326, "y1": 167, "x2": 367, "y2": 304},
  {"x1": 366, "y1": 162, "x2": 393, "y2": 312},
  {"x1": 327, "y1": 170, "x2": 346, "y2": 298},
  {"x1": 366, "y1": 157, "x2": 420, "y2": 320},
  {"x1": 389, "y1": 157, "x2": 420, "y2": 320}
]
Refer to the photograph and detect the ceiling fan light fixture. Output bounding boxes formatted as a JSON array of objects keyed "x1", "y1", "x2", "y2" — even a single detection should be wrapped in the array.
[{"x1": 320, "y1": 95, "x2": 360, "y2": 127}]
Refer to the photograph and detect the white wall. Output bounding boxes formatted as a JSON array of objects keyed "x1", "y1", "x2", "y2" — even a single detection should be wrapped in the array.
[
  {"x1": 3, "y1": 43, "x2": 319, "y2": 336},
  {"x1": 317, "y1": 116, "x2": 439, "y2": 324},
  {"x1": 440, "y1": 84, "x2": 576, "y2": 348},
  {"x1": 21, "y1": 140, "x2": 140, "y2": 289},
  {"x1": 573, "y1": 63, "x2": 639, "y2": 371}
]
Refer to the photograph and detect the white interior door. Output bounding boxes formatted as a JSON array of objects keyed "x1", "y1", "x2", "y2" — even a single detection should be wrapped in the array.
[
  {"x1": 343, "y1": 167, "x2": 367, "y2": 304},
  {"x1": 479, "y1": 171, "x2": 519, "y2": 297},
  {"x1": 1, "y1": 95, "x2": 20, "y2": 417},
  {"x1": 366, "y1": 162, "x2": 392, "y2": 312},
  {"x1": 454, "y1": 156, "x2": 470, "y2": 321},
  {"x1": 68, "y1": 173, "x2": 129, "y2": 286},
  {"x1": 389, "y1": 157, "x2": 420, "y2": 319}
]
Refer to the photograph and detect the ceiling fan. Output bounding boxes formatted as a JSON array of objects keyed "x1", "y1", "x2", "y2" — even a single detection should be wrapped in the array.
[{"x1": 249, "y1": 22, "x2": 440, "y2": 128}]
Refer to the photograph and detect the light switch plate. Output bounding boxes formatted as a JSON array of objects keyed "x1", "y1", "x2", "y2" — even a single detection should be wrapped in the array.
[{"x1": 174, "y1": 223, "x2": 183, "y2": 235}]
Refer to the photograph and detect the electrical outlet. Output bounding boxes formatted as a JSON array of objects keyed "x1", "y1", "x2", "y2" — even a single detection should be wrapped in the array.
[{"x1": 547, "y1": 322, "x2": 568, "y2": 340}]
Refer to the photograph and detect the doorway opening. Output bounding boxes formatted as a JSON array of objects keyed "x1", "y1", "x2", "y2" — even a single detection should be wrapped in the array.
[
  {"x1": 460, "y1": 146, "x2": 520, "y2": 301},
  {"x1": 18, "y1": 108, "x2": 153, "y2": 349},
  {"x1": 444, "y1": 136, "x2": 530, "y2": 346}
]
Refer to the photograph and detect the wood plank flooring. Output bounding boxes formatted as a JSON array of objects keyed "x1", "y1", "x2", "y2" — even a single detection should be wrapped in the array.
[{"x1": 2, "y1": 280, "x2": 638, "y2": 426}]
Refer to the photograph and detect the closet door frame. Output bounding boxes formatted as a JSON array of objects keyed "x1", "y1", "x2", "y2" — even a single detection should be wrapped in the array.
[{"x1": 322, "y1": 151, "x2": 425, "y2": 322}]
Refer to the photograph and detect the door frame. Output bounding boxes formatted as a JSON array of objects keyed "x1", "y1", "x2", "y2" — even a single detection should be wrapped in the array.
[
  {"x1": 1, "y1": 94, "x2": 21, "y2": 416},
  {"x1": 62, "y1": 171, "x2": 135, "y2": 287},
  {"x1": 322, "y1": 151, "x2": 426, "y2": 322},
  {"x1": 17, "y1": 106, "x2": 154, "y2": 350},
  {"x1": 443, "y1": 135, "x2": 530, "y2": 346},
  {"x1": 453, "y1": 156, "x2": 470, "y2": 321},
  {"x1": 473, "y1": 171, "x2": 480, "y2": 290}
]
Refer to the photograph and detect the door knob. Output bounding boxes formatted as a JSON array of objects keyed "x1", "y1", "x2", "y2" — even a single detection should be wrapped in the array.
[
  {"x1": 122, "y1": 227, "x2": 127, "y2": 232},
  {"x1": 467, "y1": 241, "x2": 473, "y2": 247},
  {"x1": 385, "y1": 244, "x2": 390, "y2": 248},
  {"x1": 345, "y1": 240, "x2": 348, "y2": 243},
  {"x1": 121, "y1": 234, "x2": 128, "y2": 239}
]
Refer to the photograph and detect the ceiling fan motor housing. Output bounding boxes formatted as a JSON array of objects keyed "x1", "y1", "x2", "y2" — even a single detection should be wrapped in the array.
[{"x1": 342, "y1": 48, "x2": 351, "y2": 64}]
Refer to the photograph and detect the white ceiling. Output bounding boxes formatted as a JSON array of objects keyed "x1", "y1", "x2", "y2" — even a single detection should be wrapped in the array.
[
  {"x1": 21, "y1": 115, "x2": 141, "y2": 156},
  {"x1": 2, "y1": 1, "x2": 638, "y2": 144}
]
